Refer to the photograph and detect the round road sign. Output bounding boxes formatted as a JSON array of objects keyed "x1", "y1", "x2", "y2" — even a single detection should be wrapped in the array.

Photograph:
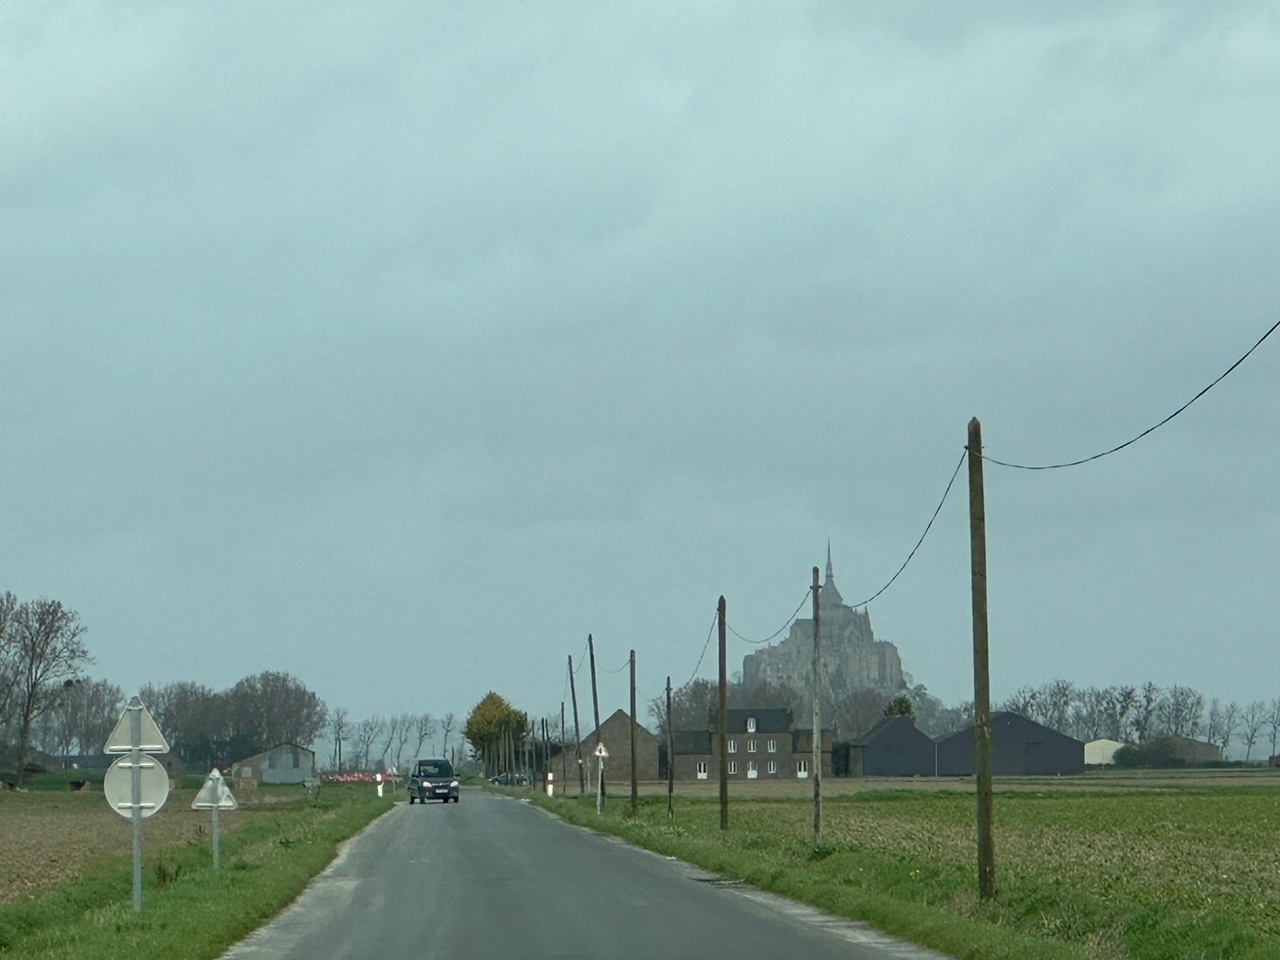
[{"x1": 103, "y1": 754, "x2": 170, "y2": 819}]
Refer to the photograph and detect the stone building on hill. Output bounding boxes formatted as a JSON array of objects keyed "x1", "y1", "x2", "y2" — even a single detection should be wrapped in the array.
[{"x1": 741, "y1": 548, "x2": 904, "y2": 699}]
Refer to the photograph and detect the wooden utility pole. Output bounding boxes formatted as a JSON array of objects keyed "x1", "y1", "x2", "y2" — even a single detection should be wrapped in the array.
[
  {"x1": 666, "y1": 675, "x2": 674, "y2": 820},
  {"x1": 569, "y1": 655, "x2": 585, "y2": 796},
  {"x1": 968, "y1": 417, "x2": 996, "y2": 900},
  {"x1": 718, "y1": 595, "x2": 728, "y2": 830},
  {"x1": 629, "y1": 649, "x2": 638, "y2": 815},
  {"x1": 811, "y1": 565, "x2": 822, "y2": 846},
  {"x1": 542, "y1": 718, "x2": 550, "y2": 793},
  {"x1": 560, "y1": 701, "x2": 567, "y2": 788},
  {"x1": 588, "y1": 634, "x2": 602, "y2": 797}
]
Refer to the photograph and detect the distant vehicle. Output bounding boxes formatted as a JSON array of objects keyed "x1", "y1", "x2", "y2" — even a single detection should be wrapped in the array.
[
  {"x1": 488, "y1": 772, "x2": 529, "y2": 786},
  {"x1": 408, "y1": 758, "x2": 459, "y2": 804}
]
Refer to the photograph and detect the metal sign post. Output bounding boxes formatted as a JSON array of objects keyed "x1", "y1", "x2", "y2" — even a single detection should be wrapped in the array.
[
  {"x1": 104, "y1": 696, "x2": 170, "y2": 913},
  {"x1": 192, "y1": 768, "x2": 238, "y2": 870},
  {"x1": 594, "y1": 743, "x2": 608, "y2": 815}
]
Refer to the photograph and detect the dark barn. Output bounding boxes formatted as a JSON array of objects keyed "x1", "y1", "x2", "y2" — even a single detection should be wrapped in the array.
[
  {"x1": 935, "y1": 711, "x2": 1084, "y2": 776},
  {"x1": 836, "y1": 716, "x2": 936, "y2": 777}
]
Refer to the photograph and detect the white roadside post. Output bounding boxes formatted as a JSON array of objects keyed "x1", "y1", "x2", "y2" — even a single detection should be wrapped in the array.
[
  {"x1": 103, "y1": 696, "x2": 170, "y2": 913},
  {"x1": 376, "y1": 772, "x2": 384, "y2": 798},
  {"x1": 594, "y1": 742, "x2": 608, "y2": 815},
  {"x1": 192, "y1": 768, "x2": 238, "y2": 870}
]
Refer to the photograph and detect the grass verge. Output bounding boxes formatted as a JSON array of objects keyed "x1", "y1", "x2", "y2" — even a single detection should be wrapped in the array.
[
  {"x1": 536, "y1": 788, "x2": 1280, "y2": 960},
  {"x1": 0, "y1": 784, "x2": 393, "y2": 959}
]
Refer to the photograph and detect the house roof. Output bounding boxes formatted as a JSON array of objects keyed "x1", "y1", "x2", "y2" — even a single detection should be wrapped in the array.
[
  {"x1": 722, "y1": 707, "x2": 793, "y2": 734},
  {"x1": 672, "y1": 730, "x2": 712, "y2": 755},
  {"x1": 849, "y1": 715, "x2": 922, "y2": 746},
  {"x1": 933, "y1": 711, "x2": 1083, "y2": 746},
  {"x1": 582, "y1": 708, "x2": 657, "y2": 746}
]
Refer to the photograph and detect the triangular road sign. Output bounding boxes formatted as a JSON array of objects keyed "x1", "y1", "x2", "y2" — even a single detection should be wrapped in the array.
[
  {"x1": 104, "y1": 696, "x2": 170, "y2": 754},
  {"x1": 192, "y1": 768, "x2": 238, "y2": 810},
  {"x1": 593, "y1": 743, "x2": 608, "y2": 758}
]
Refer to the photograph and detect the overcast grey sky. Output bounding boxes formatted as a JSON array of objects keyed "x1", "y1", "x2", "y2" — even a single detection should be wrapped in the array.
[{"x1": 3, "y1": 3, "x2": 1278, "y2": 731}]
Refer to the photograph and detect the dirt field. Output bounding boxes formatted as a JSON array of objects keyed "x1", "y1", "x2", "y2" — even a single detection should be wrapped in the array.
[{"x1": 0, "y1": 785, "x2": 307, "y2": 905}]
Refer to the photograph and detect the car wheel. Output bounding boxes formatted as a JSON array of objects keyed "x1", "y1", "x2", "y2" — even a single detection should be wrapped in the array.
[{"x1": 408, "y1": 795, "x2": 415, "y2": 804}]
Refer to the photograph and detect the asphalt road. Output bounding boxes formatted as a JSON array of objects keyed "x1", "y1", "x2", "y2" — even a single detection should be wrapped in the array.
[{"x1": 222, "y1": 789, "x2": 948, "y2": 960}]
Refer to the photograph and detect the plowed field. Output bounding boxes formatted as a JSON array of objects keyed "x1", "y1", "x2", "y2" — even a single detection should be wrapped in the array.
[{"x1": 0, "y1": 786, "x2": 276, "y2": 904}]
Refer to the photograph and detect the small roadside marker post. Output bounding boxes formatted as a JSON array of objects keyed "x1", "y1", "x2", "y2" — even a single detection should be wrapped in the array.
[{"x1": 192, "y1": 768, "x2": 238, "y2": 870}]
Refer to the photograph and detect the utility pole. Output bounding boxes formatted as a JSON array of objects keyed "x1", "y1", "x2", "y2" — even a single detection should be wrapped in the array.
[
  {"x1": 542, "y1": 718, "x2": 550, "y2": 793},
  {"x1": 968, "y1": 417, "x2": 996, "y2": 900},
  {"x1": 569, "y1": 655, "x2": 585, "y2": 796},
  {"x1": 588, "y1": 634, "x2": 602, "y2": 798},
  {"x1": 718, "y1": 595, "x2": 728, "y2": 831},
  {"x1": 811, "y1": 565, "x2": 822, "y2": 846},
  {"x1": 560, "y1": 701, "x2": 567, "y2": 788},
  {"x1": 629, "y1": 649, "x2": 638, "y2": 815},
  {"x1": 666, "y1": 675, "x2": 674, "y2": 821}
]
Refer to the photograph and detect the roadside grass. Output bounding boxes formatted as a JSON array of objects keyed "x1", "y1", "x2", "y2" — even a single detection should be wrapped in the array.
[
  {"x1": 538, "y1": 787, "x2": 1280, "y2": 960},
  {"x1": 0, "y1": 784, "x2": 393, "y2": 959}
]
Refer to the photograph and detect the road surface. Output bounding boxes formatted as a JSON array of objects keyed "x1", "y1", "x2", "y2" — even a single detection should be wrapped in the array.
[{"x1": 222, "y1": 789, "x2": 948, "y2": 960}]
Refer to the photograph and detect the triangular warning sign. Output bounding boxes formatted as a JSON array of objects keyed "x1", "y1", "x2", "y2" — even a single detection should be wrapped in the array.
[
  {"x1": 104, "y1": 696, "x2": 170, "y2": 754},
  {"x1": 192, "y1": 769, "x2": 238, "y2": 810}
]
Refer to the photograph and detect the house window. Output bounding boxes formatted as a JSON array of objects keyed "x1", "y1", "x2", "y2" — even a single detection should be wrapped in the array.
[
  {"x1": 696, "y1": 761, "x2": 708, "y2": 780},
  {"x1": 797, "y1": 759, "x2": 809, "y2": 778},
  {"x1": 747, "y1": 739, "x2": 757, "y2": 753},
  {"x1": 747, "y1": 761, "x2": 758, "y2": 779},
  {"x1": 767, "y1": 739, "x2": 777, "y2": 753},
  {"x1": 746, "y1": 717, "x2": 756, "y2": 733},
  {"x1": 768, "y1": 760, "x2": 777, "y2": 775},
  {"x1": 729, "y1": 760, "x2": 737, "y2": 775},
  {"x1": 728, "y1": 739, "x2": 737, "y2": 753}
]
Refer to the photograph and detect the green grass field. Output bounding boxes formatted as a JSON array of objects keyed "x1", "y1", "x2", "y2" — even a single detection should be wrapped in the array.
[
  {"x1": 539, "y1": 786, "x2": 1280, "y2": 960},
  {"x1": 0, "y1": 783, "x2": 393, "y2": 960}
]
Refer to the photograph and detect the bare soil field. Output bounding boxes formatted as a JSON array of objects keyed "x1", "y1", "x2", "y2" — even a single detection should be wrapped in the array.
[{"x1": 0, "y1": 785, "x2": 306, "y2": 905}]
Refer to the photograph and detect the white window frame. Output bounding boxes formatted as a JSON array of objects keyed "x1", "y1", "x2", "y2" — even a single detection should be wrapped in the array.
[
  {"x1": 746, "y1": 717, "x2": 757, "y2": 733},
  {"x1": 696, "y1": 761, "x2": 708, "y2": 780},
  {"x1": 747, "y1": 760, "x2": 758, "y2": 779},
  {"x1": 767, "y1": 738, "x2": 777, "y2": 753},
  {"x1": 768, "y1": 760, "x2": 777, "y2": 775},
  {"x1": 747, "y1": 739, "x2": 757, "y2": 753},
  {"x1": 797, "y1": 758, "x2": 809, "y2": 778},
  {"x1": 729, "y1": 760, "x2": 737, "y2": 775},
  {"x1": 728, "y1": 739, "x2": 737, "y2": 754}
]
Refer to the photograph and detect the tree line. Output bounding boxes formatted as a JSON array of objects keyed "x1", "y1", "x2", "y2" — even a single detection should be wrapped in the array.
[
  {"x1": 1000, "y1": 680, "x2": 1280, "y2": 761},
  {"x1": 323, "y1": 708, "x2": 458, "y2": 773}
]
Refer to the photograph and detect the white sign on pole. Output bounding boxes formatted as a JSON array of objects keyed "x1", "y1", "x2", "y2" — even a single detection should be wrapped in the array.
[
  {"x1": 104, "y1": 697, "x2": 170, "y2": 754},
  {"x1": 103, "y1": 755, "x2": 170, "y2": 818},
  {"x1": 192, "y1": 768, "x2": 238, "y2": 811},
  {"x1": 593, "y1": 743, "x2": 609, "y2": 759}
]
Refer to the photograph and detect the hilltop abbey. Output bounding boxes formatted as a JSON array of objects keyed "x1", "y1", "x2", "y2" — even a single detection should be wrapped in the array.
[{"x1": 741, "y1": 549, "x2": 904, "y2": 697}]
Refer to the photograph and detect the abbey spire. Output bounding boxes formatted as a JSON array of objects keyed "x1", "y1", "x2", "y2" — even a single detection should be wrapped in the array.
[{"x1": 821, "y1": 540, "x2": 844, "y2": 606}]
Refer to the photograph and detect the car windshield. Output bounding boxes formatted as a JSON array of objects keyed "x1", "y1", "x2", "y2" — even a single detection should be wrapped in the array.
[{"x1": 415, "y1": 762, "x2": 452, "y2": 778}]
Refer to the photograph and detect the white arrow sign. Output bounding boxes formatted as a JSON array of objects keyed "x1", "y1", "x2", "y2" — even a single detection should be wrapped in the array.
[
  {"x1": 593, "y1": 743, "x2": 608, "y2": 759},
  {"x1": 104, "y1": 697, "x2": 170, "y2": 754},
  {"x1": 192, "y1": 768, "x2": 238, "y2": 810}
]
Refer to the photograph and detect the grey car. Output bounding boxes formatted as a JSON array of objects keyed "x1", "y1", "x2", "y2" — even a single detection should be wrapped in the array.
[{"x1": 408, "y1": 758, "x2": 459, "y2": 804}]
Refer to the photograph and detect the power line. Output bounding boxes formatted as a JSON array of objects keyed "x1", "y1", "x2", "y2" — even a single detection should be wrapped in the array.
[
  {"x1": 847, "y1": 449, "x2": 968, "y2": 608},
  {"x1": 726, "y1": 591, "x2": 812, "y2": 646},
  {"x1": 980, "y1": 317, "x2": 1280, "y2": 470},
  {"x1": 679, "y1": 612, "x2": 720, "y2": 688},
  {"x1": 604, "y1": 656, "x2": 632, "y2": 674}
]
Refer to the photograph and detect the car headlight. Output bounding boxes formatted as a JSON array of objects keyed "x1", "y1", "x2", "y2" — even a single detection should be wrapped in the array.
[{"x1": 450, "y1": 780, "x2": 459, "y2": 788}]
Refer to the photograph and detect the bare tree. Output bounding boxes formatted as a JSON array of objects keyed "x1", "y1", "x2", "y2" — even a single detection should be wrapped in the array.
[
  {"x1": 7, "y1": 599, "x2": 91, "y2": 786},
  {"x1": 1267, "y1": 697, "x2": 1280, "y2": 760},
  {"x1": 376, "y1": 714, "x2": 398, "y2": 771},
  {"x1": 1128, "y1": 682, "x2": 1161, "y2": 744},
  {"x1": 440, "y1": 713, "x2": 456, "y2": 759},
  {"x1": 329, "y1": 707, "x2": 350, "y2": 771},
  {"x1": 1205, "y1": 698, "x2": 1222, "y2": 746},
  {"x1": 412, "y1": 713, "x2": 434, "y2": 759},
  {"x1": 0, "y1": 592, "x2": 20, "y2": 738},
  {"x1": 392, "y1": 713, "x2": 413, "y2": 772},
  {"x1": 1001, "y1": 685, "x2": 1039, "y2": 720},
  {"x1": 1240, "y1": 701, "x2": 1267, "y2": 763},
  {"x1": 352, "y1": 716, "x2": 385, "y2": 771},
  {"x1": 1218, "y1": 701, "x2": 1241, "y2": 755},
  {"x1": 1155, "y1": 685, "x2": 1205, "y2": 739}
]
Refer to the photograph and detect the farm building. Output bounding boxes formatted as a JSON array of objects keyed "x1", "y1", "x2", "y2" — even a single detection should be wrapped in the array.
[
  {"x1": 1156, "y1": 735, "x2": 1221, "y2": 765},
  {"x1": 834, "y1": 716, "x2": 935, "y2": 777},
  {"x1": 579, "y1": 709, "x2": 660, "y2": 782},
  {"x1": 935, "y1": 712, "x2": 1084, "y2": 776},
  {"x1": 669, "y1": 707, "x2": 833, "y2": 780},
  {"x1": 231, "y1": 743, "x2": 315, "y2": 785},
  {"x1": 1085, "y1": 738, "x2": 1126, "y2": 765}
]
